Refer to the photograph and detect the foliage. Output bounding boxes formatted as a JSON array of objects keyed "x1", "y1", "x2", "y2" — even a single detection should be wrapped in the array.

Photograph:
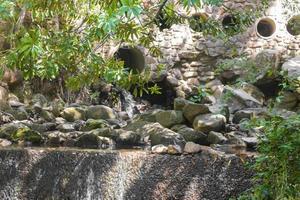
[
  {"x1": 189, "y1": 85, "x2": 211, "y2": 103},
  {"x1": 0, "y1": 0, "x2": 226, "y2": 95},
  {"x1": 236, "y1": 114, "x2": 300, "y2": 200}
]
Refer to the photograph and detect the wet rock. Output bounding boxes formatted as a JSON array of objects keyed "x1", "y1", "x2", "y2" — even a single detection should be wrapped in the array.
[
  {"x1": 80, "y1": 119, "x2": 110, "y2": 131},
  {"x1": 183, "y1": 102, "x2": 210, "y2": 123},
  {"x1": 193, "y1": 114, "x2": 226, "y2": 133},
  {"x1": 86, "y1": 105, "x2": 116, "y2": 120},
  {"x1": 155, "y1": 110, "x2": 184, "y2": 128},
  {"x1": 208, "y1": 131, "x2": 227, "y2": 144},
  {"x1": 171, "y1": 124, "x2": 208, "y2": 145},
  {"x1": 151, "y1": 144, "x2": 168, "y2": 154},
  {"x1": 57, "y1": 123, "x2": 76, "y2": 133},
  {"x1": 0, "y1": 138, "x2": 12, "y2": 147},
  {"x1": 75, "y1": 133, "x2": 102, "y2": 149},
  {"x1": 184, "y1": 142, "x2": 202, "y2": 153},
  {"x1": 61, "y1": 107, "x2": 86, "y2": 122}
]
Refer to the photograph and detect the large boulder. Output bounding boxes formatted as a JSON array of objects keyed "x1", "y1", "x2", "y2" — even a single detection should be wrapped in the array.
[
  {"x1": 193, "y1": 114, "x2": 226, "y2": 133},
  {"x1": 183, "y1": 102, "x2": 210, "y2": 123},
  {"x1": 155, "y1": 110, "x2": 184, "y2": 128},
  {"x1": 75, "y1": 133, "x2": 102, "y2": 149},
  {"x1": 112, "y1": 129, "x2": 141, "y2": 146},
  {"x1": 61, "y1": 107, "x2": 86, "y2": 122},
  {"x1": 223, "y1": 86, "x2": 263, "y2": 113},
  {"x1": 86, "y1": 105, "x2": 116, "y2": 120},
  {"x1": 139, "y1": 122, "x2": 186, "y2": 148},
  {"x1": 282, "y1": 56, "x2": 300, "y2": 80}
]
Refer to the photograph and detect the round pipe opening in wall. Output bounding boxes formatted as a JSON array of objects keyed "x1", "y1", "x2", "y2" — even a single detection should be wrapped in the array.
[
  {"x1": 287, "y1": 15, "x2": 300, "y2": 36},
  {"x1": 256, "y1": 17, "x2": 277, "y2": 38},
  {"x1": 189, "y1": 13, "x2": 208, "y2": 32},
  {"x1": 114, "y1": 46, "x2": 145, "y2": 73}
]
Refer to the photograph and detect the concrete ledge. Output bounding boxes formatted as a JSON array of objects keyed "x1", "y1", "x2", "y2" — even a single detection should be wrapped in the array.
[{"x1": 0, "y1": 148, "x2": 253, "y2": 200}]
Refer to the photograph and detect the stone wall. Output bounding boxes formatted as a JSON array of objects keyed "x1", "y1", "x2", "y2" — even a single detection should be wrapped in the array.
[
  {"x1": 0, "y1": 148, "x2": 253, "y2": 200},
  {"x1": 104, "y1": 0, "x2": 300, "y2": 98}
]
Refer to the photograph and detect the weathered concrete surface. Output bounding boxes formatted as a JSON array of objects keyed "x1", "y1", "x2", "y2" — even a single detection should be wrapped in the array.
[{"x1": 0, "y1": 148, "x2": 253, "y2": 200}]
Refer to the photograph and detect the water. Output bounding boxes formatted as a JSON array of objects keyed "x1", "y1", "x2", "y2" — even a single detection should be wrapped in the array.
[{"x1": 120, "y1": 89, "x2": 136, "y2": 118}]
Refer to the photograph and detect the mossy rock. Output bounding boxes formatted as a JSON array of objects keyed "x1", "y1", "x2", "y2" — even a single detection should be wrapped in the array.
[
  {"x1": 0, "y1": 123, "x2": 27, "y2": 139},
  {"x1": 12, "y1": 128, "x2": 43, "y2": 145},
  {"x1": 80, "y1": 119, "x2": 110, "y2": 131}
]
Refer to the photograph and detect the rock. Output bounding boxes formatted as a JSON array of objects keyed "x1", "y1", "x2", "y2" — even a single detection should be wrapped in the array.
[
  {"x1": 40, "y1": 109, "x2": 55, "y2": 122},
  {"x1": 11, "y1": 128, "x2": 43, "y2": 145},
  {"x1": 24, "y1": 122, "x2": 56, "y2": 133},
  {"x1": 223, "y1": 86, "x2": 263, "y2": 113},
  {"x1": 142, "y1": 122, "x2": 186, "y2": 147},
  {"x1": 219, "y1": 69, "x2": 242, "y2": 83},
  {"x1": 171, "y1": 124, "x2": 208, "y2": 145},
  {"x1": 9, "y1": 107, "x2": 29, "y2": 120},
  {"x1": 167, "y1": 144, "x2": 183, "y2": 154},
  {"x1": 193, "y1": 114, "x2": 226, "y2": 133},
  {"x1": 61, "y1": 107, "x2": 86, "y2": 122},
  {"x1": 174, "y1": 98, "x2": 189, "y2": 111},
  {"x1": 241, "y1": 137, "x2": 258, "y2": 149},
  {"x1": 0, "y1": 86, "x2": 9, "y2": 110},
  {"x1": 282, "y1": 56, "x2": 300, "y2": 80},
  {"x1": 184, "y1": 142, "x2": 202, "y2": 153},
  {"x1": 80, "y1": 119, "x2": 110, "y2": 131},
  {"x1": 89, "y1": 127, "x2": 113, "y2": 138},
  {"x1": 50, "y1": 99, "x2": 65, "y2": 117},
  {"x1": 86, "y1": 105, "x2": 116, "y2": 120},
  {"x1": 112, "y1": 129, "x2": 141, "y2": 146},
  {"x1": 233, "y1": 108, "x2": 268, "y2": 124},
  {"x1": 75, "y1": 133, "x2": 102, "y2": 149},
  {"x1": 0, "y1": 138, "x2": 12, "y2": 147},
  {"x1": 132, "y1": 109, "x2": 162, "y2": 122},
  {"x1": 155, "y1": 110, "x2": 184, "y2": 128},
  {"x1": 0, "y1": 123, "x2": 28, "y2": 139},
  {"x1": 225, "y1": 132, "x2": 247, "y2": 147},
  {"x1": 151, "y1": 144, "x2": 168, "y2": 154},
  {"x1": 276, "y1": 91, "x2": 298, "y2": 110},
  {"x1": 0, "y1": 111, "x2": 14, "y2": 124},
  {"x1": 57, "y1": 123, "x2": 76, "y2": 133},
  {"x1": 183, "y1": 102, "x2": 210, "y2": 123},
  {"x1": 241, "y1": 83, "x2": 265, "y2": 105},
  {"x1": 31, "y1": 94, "x2": 48, "y2": 107},
  {"x1": 1, "y1": 68, "x2": 23, "y2": 88},
  {"x1": 207, "y1": 131, "x2": 227, "y2": 144}
]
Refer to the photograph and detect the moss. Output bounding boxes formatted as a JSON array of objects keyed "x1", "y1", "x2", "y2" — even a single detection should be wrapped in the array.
[
  {"x1": 80, "y1": 119, "x2": 109, "y2": 131},
  {"x1": 12, "y1": 128, "x2": 43, "y2": 145}
]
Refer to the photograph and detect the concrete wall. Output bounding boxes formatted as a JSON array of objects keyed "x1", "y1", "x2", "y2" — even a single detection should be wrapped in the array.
[{"x1": 0, "y1": 148, "x2": 253, "y2": 200}]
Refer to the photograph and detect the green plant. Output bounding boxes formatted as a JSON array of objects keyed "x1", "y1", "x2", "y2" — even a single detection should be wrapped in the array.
[
  {"x1": 189, "y1": 85, "x2": 211, "y2": 103},
  {"x1": 236, "y1": 114, "x2": 300, "y2": 200}
]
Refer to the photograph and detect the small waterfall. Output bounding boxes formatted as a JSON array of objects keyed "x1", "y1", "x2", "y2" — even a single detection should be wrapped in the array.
[{"x1": 120, "y1": 89, "x2": 136, "y2": 118}]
